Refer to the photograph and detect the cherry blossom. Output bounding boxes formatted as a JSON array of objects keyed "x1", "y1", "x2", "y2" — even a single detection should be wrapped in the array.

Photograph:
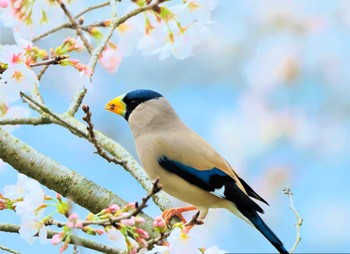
[
  {"x1": 0, "y1": 62, "x2": 38, "y2": 103},
  {"x1": 0, "y1": 1, "x2": 85, "y2": 41},
  {"x1": 0, "y1": 0, "x2": 8, "y2": 8},
  {"x1": 99, "y1": 47, "x2": 123, "y2": 74},
  {"x1": 0, "y1": 45, "x2": 24, "y2": 66},
  {"x1": 116, "y1": 17, "x2": 144, "y2": 56},
  {"x1": 105, "y1": 226, "x2": 123, "y2": 243},
  {"x1": 3, "y1": 174, "x2": 46, "y2": 243},
  {"x1": 136, "y1": 0, "x2": 217, "y2": 60},
  {"x1": 19, "y1": 219, "x2": 48, "y2": 244}
]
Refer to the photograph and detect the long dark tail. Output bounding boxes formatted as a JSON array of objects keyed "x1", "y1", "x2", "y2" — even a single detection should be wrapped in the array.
[{"x1": 241, "y1": 209, "x2": 289, "y2": 254}]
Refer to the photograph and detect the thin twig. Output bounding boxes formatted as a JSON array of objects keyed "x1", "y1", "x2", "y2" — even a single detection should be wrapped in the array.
[
  {"x1": 0, "y1": 223, "x2": 122, "y2": 254},
  {"x1": 144, "y1": 231, "x2": 171, "y2": 251},
  {"x1": 82, "y1": 105, "x2": 126, "y2": 166},
  {"x1": 32, "y1": 2, "x2": 111, "y2": 42},
  {"x1": 37, "y1": 65, "x2": 49, "y2": 80},
  {"x1": 283, "y1": 187, "x2": 303, "y2": 254},
  {"x1": 33, "y1": 65, "x2": 47, "y2": 104},
  {"x1": 32, "y1": 23, "x2": 70, "y2": 42},
  {"x1": 45, "y1": 178, "x2": 162, "y2": 227},
  {"x1": 20, "y1": 92, "x2": 87, "y2": 138},
  {"x1": 131, "y1": 178, "x2": 163, "y2": 217},
  {"x1": 30, "y1": 56, "x2": 68, "y2": 67},
  {"x1": 56, "y1": 0, "x2": 94, "y2": 54},
  {"x1": 75, "y1": 2, "x2": 111, "y2": 19},
  {"x1": 184, "y1": 211, "x2": 203, "y2": 227},
  {"x1": 67, "y1": 87, "x2": 87, "y2": 116},
  {"x1": 0, "y1": 245, "x2": 21, "y2": 254}
]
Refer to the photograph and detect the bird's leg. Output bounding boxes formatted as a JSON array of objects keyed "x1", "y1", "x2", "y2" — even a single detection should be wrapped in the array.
[{"x1": 162, "y1": 206, "x2": 197, "y2": 226}]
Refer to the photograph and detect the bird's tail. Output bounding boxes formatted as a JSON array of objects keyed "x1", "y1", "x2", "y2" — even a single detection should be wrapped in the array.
[{"x1": 241, "y1": 209, "x2": 289, "y2": 254}]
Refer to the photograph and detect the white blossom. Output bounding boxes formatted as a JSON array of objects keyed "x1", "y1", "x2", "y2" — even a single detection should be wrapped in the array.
[
  {"x1": 19, "y1": 219, "x2": 48, "y2": 244},
  {"x1": 0, "y1": 63, "x2": 38, "y2": 103}
]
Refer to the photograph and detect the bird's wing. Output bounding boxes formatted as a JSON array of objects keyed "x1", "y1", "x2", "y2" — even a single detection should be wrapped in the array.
[
  {"x1": 158, "y1": 155, "x2": 264, "y2": 213},
  {"x1": 154, "y1": 129, "x2": 264, "y2": 211}
]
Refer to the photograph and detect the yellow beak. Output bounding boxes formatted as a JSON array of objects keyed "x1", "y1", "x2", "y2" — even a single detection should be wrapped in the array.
[{"x1": 105, "y1": 94, "x2": 127, "y2": 117}]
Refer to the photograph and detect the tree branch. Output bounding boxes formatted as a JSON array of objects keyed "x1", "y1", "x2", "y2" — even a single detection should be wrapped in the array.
[
  {"x1": 82, "y1": 105, "x2": 126, "y2": 166},
  {"x1": 32, "y1": 2, "x2": 111, "y2": 43},
  {"x1": 0, "y1": 223, "x2": 122, "y2": 254},
  {"x1": 46, "y1": 178, "x2": 162, "y2": 229},
  {"x1": 0, "y1": 127, "x2": 155, "y2": 234},
  {"x1": 0, "y1": 117, "x2": 50, "y2": 126},
  {"x1": 0, "y1": 245, "x2": 20, "y2": 254},
  {"x1": 56, "y1": 0, "x2": 94, "y2": 54},
  {"x1": 283, "y1": 187, "x2": 303, "y2": 254},
  {"x1": 30, "y1": 56, "x2": 68, "y2": 67}
]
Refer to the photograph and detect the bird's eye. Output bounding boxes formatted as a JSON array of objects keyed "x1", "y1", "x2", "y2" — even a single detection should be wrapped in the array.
[{"x1": 130, "y1": 100, "x2": 138, "y2": 108}]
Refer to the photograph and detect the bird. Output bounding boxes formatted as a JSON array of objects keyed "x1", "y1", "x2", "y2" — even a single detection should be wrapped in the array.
[{"x1": 105, "y1": 89, "x2": 289, "y2": 254}]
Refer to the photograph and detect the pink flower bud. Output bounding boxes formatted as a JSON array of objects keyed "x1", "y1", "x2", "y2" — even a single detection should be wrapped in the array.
[
  {"x1": 121, "y1": 216, "x2": 135, "y2": 226},
  {"x1": 153, "y1": 216, "x2": 165, "y2": 228},
  {"x1": 135, "y1": 216, "x2": 145, "y2": 225},
  {"x1": 59, "y1": 242, "x2": 69, "y2": 253},
  {"x1": 107, "y1": 204, "x2": 120, "y2": 213},
  {"x1": 51, "y1": 233, "x2": 63, "y2": 245},
  {"x1": 135, "y1": 228, "x2": 149, "y2": 239},
  {"x1": 69, "y1": 212, "x2": 79, "y2": 221},
  {"x1": 66, "y1": 221, "x2": 74, "y2": 229},
  {"x1": 56, "y1": 193, "x2": 62, "y2": 202},
  {"x1": 94, "y1": 228, "x2": 104, "y2": 235},
  {"x1": 136, "y1": 237, "x2": 148, "y2": 248},
  {"x1": 75, "y1": 221, "x2": 83, "y2": 228}
]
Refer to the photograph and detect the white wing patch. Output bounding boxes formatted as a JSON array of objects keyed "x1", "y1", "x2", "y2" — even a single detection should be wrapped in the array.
[{"x1": 210, "y1": 185, "x2": 226, "y2": 199}]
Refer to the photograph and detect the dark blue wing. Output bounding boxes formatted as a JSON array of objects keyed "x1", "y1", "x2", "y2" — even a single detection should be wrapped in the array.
[{"x1": 158, "y1": 156, "x2": 264, "y2": 213}]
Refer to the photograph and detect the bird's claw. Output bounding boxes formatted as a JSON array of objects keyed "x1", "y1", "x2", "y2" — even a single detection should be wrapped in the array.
[
  {"x1": 161, "y1": 206, "x2": 197, "y2": 226},
  {"x1": 162, "y1": 208, "x2": 187, "y2": 226}
]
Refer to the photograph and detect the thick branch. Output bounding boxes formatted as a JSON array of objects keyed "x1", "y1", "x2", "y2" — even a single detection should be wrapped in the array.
[
  {"x1": 0, "y1": 117, "x2": 50, "y2": 126},
  {"x1": 0, "y1": 127, "x2": 154, "y2": 234},
  {"x1": 0, "y1": 223, "x2": 122, "y2": 254}
]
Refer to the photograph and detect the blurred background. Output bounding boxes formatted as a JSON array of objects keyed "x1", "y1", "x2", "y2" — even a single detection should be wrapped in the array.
[{"x1": 1, "y1": 0, "x2": 350, "y2": 253}]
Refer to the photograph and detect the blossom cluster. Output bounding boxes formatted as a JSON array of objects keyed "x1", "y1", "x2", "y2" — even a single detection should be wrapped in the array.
[
  {"x1": 1, "y1": 0, "x2": 217, "y2": 75},
  {"x1": 0, "y1": 173, "x2": 227, "y2": 253},
  {"x1": 0, "y1": 36, "x2": 90, "y2": 123}
]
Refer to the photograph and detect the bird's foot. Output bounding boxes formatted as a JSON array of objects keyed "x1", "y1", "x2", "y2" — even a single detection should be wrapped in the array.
[{"x1": 162, "y1": 206, "x2": 197, "y2": 226}]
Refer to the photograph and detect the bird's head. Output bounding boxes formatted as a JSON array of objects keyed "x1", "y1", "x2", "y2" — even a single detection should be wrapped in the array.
[{"x1": 105, "y1": 89, "x2": 163, "y2": 121}]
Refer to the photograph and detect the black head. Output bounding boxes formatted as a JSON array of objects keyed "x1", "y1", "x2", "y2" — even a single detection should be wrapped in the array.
[
  {"x1": 123, "y1": 89, "x2": 163, "y2": 120},
  {"x1": 103, "y1": 89, "x2": 164, "y2": 121}
]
